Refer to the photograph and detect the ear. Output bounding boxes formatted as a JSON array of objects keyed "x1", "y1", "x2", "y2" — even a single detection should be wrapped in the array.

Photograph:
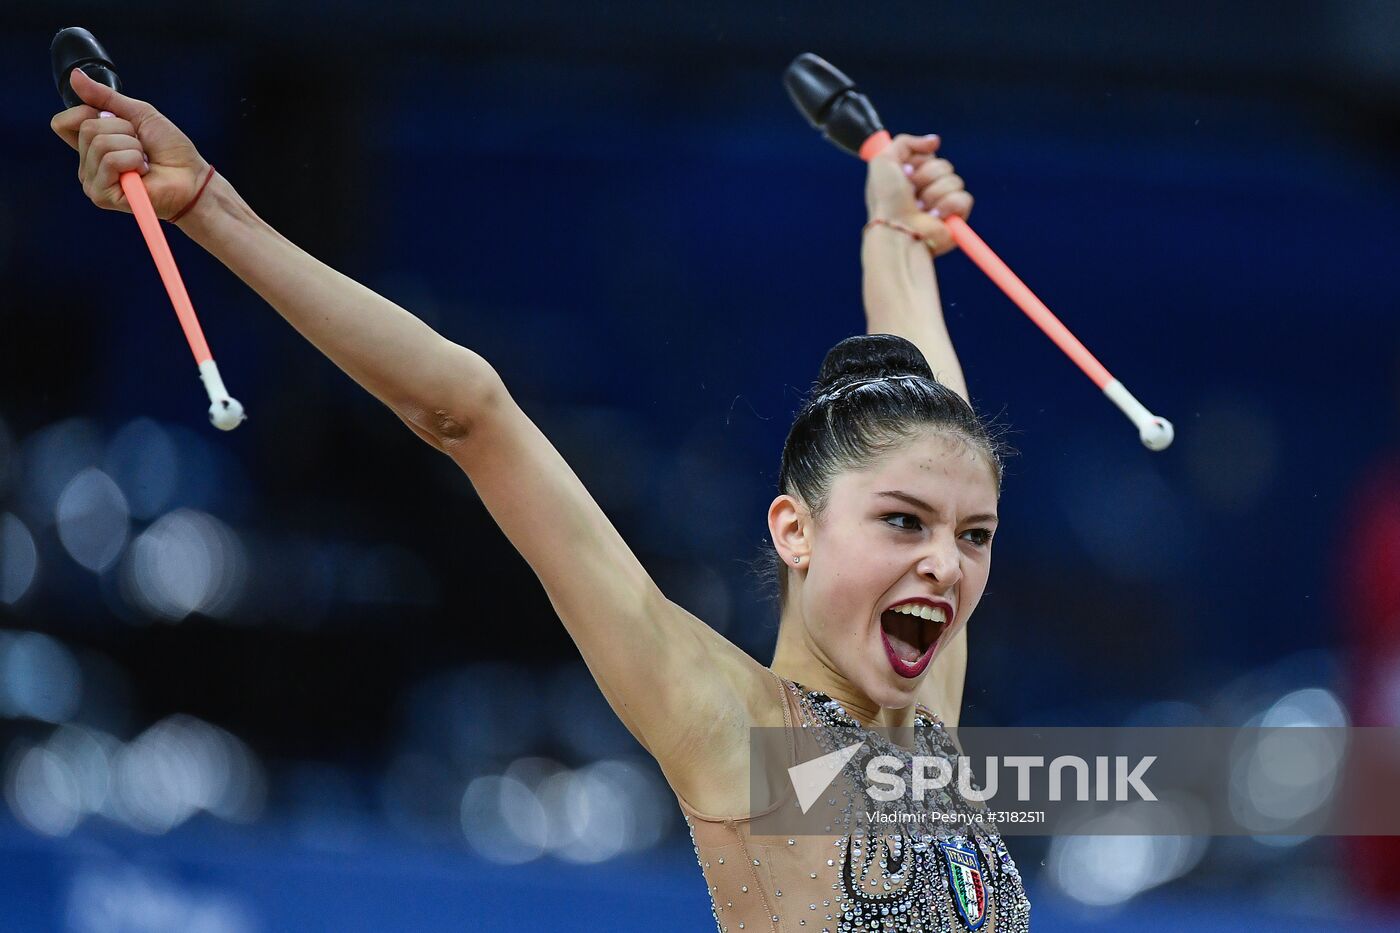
[{"x1": 768, "y1": 494, "x2": 810, "y2": 566}]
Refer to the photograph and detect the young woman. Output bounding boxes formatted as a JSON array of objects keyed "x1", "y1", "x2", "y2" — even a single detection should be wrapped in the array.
[{"x1": 52, "y1": 68, "x2": 1029, "y2": 932}]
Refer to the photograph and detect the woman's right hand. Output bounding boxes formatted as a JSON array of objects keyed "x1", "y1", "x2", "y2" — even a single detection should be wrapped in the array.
[
  {"x1": 50, "y1": 67, "x2": 211, "y2": 221},
  {"x1": 865, "y1": 133, "x2": 973, "y2": 257}
]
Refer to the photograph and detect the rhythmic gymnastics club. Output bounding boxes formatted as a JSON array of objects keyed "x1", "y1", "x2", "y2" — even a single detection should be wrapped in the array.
[
  {"x1": 51, "y1": 27, "x2": 246, "y2": 432},
  {"x1": 783, "y1": 53, "x2": 1173, "y2": 452}
]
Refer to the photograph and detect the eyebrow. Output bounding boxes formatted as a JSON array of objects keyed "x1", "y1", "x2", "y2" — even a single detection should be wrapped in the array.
[{"x1": 874, "y1": 490, "x2": 999, "y2": 526}]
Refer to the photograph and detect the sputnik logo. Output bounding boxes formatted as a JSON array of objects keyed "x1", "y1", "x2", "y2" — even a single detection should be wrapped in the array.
[{"x1": 788, "y1": 741, "x2": 865, "y2": 814}]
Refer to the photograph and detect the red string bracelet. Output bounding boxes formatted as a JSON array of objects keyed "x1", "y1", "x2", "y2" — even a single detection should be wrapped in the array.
[
  {"x1": 862, "y1": 217, "x2": 924, "y2": 241},
  {"x1": 169, "y1": 164, "x2": 216, "y2": 223}
]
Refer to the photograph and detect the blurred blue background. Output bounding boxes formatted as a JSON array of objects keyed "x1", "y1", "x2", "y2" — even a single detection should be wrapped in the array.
[{"x1": 2, "y1": 1, "x2": 1400, "y2": 929}]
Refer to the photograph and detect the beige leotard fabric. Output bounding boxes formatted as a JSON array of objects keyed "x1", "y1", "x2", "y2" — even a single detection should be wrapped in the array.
[{"x1": 675, "y1": 669, "x2": 1031, "y2": 932}]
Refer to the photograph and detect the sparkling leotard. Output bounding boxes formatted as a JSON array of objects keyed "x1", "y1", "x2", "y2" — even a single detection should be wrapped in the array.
[{"x1": 676, "y1": 671, "x2": 1032, "y2": 932}]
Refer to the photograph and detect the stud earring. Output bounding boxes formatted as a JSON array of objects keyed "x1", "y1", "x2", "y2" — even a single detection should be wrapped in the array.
[{"x1": 793, "y1": 555, "x2": 802, "y2": 564}]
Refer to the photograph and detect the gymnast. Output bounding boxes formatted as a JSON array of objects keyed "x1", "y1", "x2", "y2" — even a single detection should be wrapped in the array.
[{"x1": 52, "y1": 67, "x2": 1029, "y2": 931}]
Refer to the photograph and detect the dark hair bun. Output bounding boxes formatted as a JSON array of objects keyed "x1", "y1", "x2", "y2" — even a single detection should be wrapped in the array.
[{"x1": 814, "y1": 334, "x2": 935, "y2": 395}]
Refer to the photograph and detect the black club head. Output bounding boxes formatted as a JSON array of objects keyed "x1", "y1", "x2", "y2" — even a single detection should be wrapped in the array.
[
  {"x1": 783, "y1": 53, "x2": 885, "y2": 157},
  {"x1": 51, "y1": 27, "x2": 121, "y2": 109}
]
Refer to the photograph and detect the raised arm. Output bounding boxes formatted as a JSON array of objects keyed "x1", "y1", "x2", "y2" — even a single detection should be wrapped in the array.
[
  {"x1": 861, "y1": 133, "x2": 975, "y2": 725},
  {"x1": 51, "y1": 69, "x2": 484, "y2": 444},
  {"x1": 862, "y1": 133, "x2": 973, "y2": 401},
  {"x1": 51, "y1": 70, "x2": 770, "y2": 810}
]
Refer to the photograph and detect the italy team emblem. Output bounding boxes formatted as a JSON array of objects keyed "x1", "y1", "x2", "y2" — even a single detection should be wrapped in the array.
[{"x1": 939, "y1": 839, "x2": 988, "y2": 930}]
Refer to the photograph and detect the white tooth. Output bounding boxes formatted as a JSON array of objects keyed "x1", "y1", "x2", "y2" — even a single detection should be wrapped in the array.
[{"x1": 890, "y1": 604, "x2": 945, "y2": 620}]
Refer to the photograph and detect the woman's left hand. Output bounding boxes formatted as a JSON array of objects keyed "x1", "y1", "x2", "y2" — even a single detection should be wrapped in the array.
[{"x1": 864, "y1": 133, "x2": 974, "y2": 257}]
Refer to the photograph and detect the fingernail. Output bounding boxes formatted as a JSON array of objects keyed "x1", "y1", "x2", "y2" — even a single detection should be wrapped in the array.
[
  {"x1": 903, "y1": 163, "x2": 914, "y2": 176},
  {"x1": 929, "y1": 207, "x2": 942, "y2": 218},
  {"x1": 916, "y1": 199, "x2": 926, "y2": 211},
  {"x1": 142, "y1": 157, "x2": 149, "y2": 171},
  {"x1": 925, "y1": 133, "x2": 939, "y2": 141}
]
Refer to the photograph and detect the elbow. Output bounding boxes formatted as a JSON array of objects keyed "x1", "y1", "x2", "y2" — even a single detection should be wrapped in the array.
[
  {"x1": 428, "y1": 407, "x2": 474, "y2": 444},
  {"x1": 402, "y1": 347, "x2": 506, "y2": 449}
]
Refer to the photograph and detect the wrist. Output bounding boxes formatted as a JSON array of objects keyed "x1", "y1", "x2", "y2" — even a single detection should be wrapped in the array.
[
  {"x1": 862, "y1": 218, "x2": 933, "y2": 260},
  {"x1": 863, "y1": 217, "x2": 921, "y2": 237},
  {"x1": 174, "y1": 170, "x2": 246, "y2": 244},
  {"x1": 166, "y1": 162, "x2": 215, "y2": 223}
]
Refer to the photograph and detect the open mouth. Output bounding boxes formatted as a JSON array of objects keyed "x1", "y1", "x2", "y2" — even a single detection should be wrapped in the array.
[{"x1": 879, "y1": 602, "x2": 950, "y2": 678}]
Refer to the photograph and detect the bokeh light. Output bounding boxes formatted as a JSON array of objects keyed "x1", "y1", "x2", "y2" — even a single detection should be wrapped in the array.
[
  {"x1": 458, "y1": 754, "x2": 671, "y2": 865},
  {"x1": 0, "y1": 512, "x2": 39, "y2": 605},
  {"x1": 47, "y1": 724, "x2": 120, "y2": 817},
  {"x1": 1229, "y1": 688, "x2": 1348, "y2": 839},
  {"x1": 1048, "y1": 798, "x2": 1209, "y2": 906},
  {"x1": 119, "y1": 509, "x2": 247, "y2": 621},
  {"x1": 56, "y1": 467, "x2": 130, "y2": 572},
  {"x1": 110, "y1": 715, "x2": 266, "y2": 834},
  {"x1": 461, "y1": 773, "x2": 548, "y2": 864},
  {"x1": 6, "y1": 742, "x2": 83, "y2": 836},
  {"x1": 18, "y1": 418, "x2": 102, "y2": 526},
  {"x1": 66, "y1": 864, "x2": 258, "y2": 933},
  {"x1": 0, "y1": 630, "x2": 82, "y2": 723}
]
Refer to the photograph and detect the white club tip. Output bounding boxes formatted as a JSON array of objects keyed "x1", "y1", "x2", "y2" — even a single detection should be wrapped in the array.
[
  {"x1": 209, "y1": 397, "x2": 246, "y2": 431},
  {"x1": 1139, "y1": 416, "x2": 1174, "y2": 451}
]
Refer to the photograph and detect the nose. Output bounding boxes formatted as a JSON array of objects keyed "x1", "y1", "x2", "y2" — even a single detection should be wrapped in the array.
[{"x1": 915, "y1": 530, "x2": 963, "y2": 588}]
